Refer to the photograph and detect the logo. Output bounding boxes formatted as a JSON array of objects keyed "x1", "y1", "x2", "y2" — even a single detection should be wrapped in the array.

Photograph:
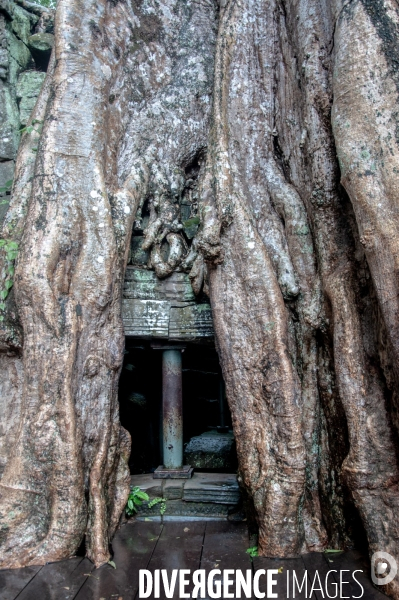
[{"x1": 371, "y1": 552, "x2": 397, "y2": 586}]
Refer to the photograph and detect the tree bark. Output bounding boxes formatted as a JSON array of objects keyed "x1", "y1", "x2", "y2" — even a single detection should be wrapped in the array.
[{"x1": 0, "y1": 0, "x2": 398, "y2": 597}]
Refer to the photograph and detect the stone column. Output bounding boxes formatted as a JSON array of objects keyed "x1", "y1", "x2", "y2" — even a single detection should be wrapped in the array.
[
  {"x1": 152, "y1": 344, "x2": 193, "y2": 479},
  {"x1": 162, "y1": 349, "x2": 183, "y2": 470}
]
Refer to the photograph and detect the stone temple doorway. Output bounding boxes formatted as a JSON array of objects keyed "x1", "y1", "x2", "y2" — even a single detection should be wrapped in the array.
[
  {"x1": 118, "y1": 265, "x2": 240, "y2": 517},
  {"x1": 118, "y1": 341, "x2": 237, "y2": 476}
]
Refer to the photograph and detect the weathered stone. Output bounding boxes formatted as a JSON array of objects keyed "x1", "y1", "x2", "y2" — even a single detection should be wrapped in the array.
[
  {"x1": 130, "y1": 473, "x2": 162, "y2": 498},
  {"x1": 124, "y1": 267, "x2": 195, "y2": 302},
  {"x1": 184, "y1": 431, "x2": 236, "y2": 471},
  {"x1": 28, "y1": 32, "x2": 53, "y2": 53},
  {"x1": 11, "y1": 5, "x2": 37, "y2": 44},
  {"x1": 0, "y1": 158, "x2": 14, "y2": 222},
  {"x1": 122, "y1": 298, "x2": 170, "y2": 338},
  {"x1": 0, "y1": 15, "x2": 8, "y2": 80},
  {"x1": 16, "y1": 70, "x2": 45, "y2": 125},
  {"x1": 163, "y1": 480, "x2": 184, "y2": 500},
  {"x1": 6, "y1": 27, "x2": 32, "y2": 86},
  {"x1": 27, "y1": 32, "x2": 53, "y2": 69},
  {"x1": 0, "y1": 0, "x2": 12, "y2": 18},
  {"x1": 169, "y1": 303, "x2": 214, "y2": 340},
  {"x1": 0, "y1": 80, "x2": 20, "y2": 159},
  {"x1": 123, "y1": 267, "x2": 214, "y2": 340},
  {"x1": 130, "y1": 236, "x2": 150, "y2": 267},
  {"x1": 183, "y1": 473, "x2": 240, "y2": 505},
  {"x1": 16, "y1": 69, "x2": 46, "y2": 98},
  {"x1": 136, "y1": 499, "x2": 232, "y2": 519},
  {"x1": 0, "y1": 159, "x2": 14, "y2": 189}
]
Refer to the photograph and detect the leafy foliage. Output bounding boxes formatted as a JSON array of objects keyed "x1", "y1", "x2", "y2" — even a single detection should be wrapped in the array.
[
  {"x1": 126, "y1": 486, "x2": 150, "y2": 516},
  {"x1": 148, "y1": 496, "x2": 166, "y2": 516},
  {"x1": 0, "y1": 179, "x2": 12, "y2": 195},
  {"x1": 183, "y1": 216, "x2": 200, "y2": 228},
  {"x1": 246, "y1": 546, "x2": 258, "y2": 558},
  {"x1": 32, "y1": 0, "x2": 57, "y2": 8},
  {"x1": 125, "y1": 486, "x2": 167, "y2": 517}
]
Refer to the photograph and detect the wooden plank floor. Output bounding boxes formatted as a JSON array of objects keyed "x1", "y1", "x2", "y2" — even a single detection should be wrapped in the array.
[{"x1": 0, "y1": 521, "x2": 389, "y2": 599}]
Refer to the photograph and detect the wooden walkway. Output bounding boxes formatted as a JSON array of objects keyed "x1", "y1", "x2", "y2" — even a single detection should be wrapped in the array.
[{"x1": 0, "y1": 520, "x2": 388, "y2": 599}]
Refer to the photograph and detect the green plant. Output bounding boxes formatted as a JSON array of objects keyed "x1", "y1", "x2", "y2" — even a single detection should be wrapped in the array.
[
  {"x1": 183, "y1": 216, "x2": 200, "y2": 228},
  {"x1": 125, "y1": 486, "x2": 167, "y2": 517},
  {"x1": 32, "y1": 0, "x2": 57, "y2": 8},
  {"x1": 0, "y1": 239, "x2": 18, "y2": 322},
  {"x1": 125, "y1": 486, "x2": 149, "y2": 516},
  {"x1": 0, "y1": 179, "x2": 12, "y2": 195},
  {"x1": 148, "y1": 496, "x2": 167, "y2": 516},
  {"x1": 19, "y1": 119, "x2": 43, "y2": 135},
  {"x1": 246, "y1": 546, "x2": 258, "y2": 558}
]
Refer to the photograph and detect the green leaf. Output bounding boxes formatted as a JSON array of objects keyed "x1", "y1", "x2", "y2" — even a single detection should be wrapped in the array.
[
  {"x1": 0, "y1": 302, "x2": 5, "y2": 311},
  {"x1": 183, "y1": 216, "x2": 200, "y2": 228},
  {"x1": 19, "y1": 125, "x2": 34, "y2": 134},
  {"x1": 5, "y1": 279, "x2": 13, "y2": 290},
  {"x1": 107, "y1": 560, "x2": 116, "y2": 569},
  {"x1": 324, "y1": 549, "x2": 343, "y2": 554},
  {"x1": 0, "y1": 290, "x2": 8, "y2": 300},
  {"x1": 0, "y1": 315, "x2": 4, "y2": 322},
  {"x1": 135, "y1": 491, "x2": 149, "y2": 501},
  {"x1": 246, "y1": 546, "x2": 258, "y2": 558}
]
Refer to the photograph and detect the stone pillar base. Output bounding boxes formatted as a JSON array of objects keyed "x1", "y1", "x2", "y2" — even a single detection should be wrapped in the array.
[{"x1": 153, "y1": 465, "x2": 194, "y2": 479}]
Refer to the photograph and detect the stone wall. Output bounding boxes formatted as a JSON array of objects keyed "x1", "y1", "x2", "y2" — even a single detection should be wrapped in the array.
[{"x1": 0, "y1": 0, "x2": 53, "y2": 225}]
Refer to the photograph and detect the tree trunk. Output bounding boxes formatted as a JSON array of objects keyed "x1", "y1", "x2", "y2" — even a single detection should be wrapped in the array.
[{"x1": 0, "y1": 0, "x2": 399, "y2": 597}]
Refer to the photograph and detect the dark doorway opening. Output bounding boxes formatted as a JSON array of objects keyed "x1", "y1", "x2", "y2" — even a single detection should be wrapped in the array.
[{"x1": 118, "y1": 340, "x2": 237, "y2": 475}]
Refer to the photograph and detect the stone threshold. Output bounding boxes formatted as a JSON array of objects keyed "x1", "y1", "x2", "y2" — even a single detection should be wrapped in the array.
[{"x1": 130, "y1": 472, "x2": 240, "y2": 520}]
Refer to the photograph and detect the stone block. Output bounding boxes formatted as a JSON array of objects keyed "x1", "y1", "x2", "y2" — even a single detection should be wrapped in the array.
[
  {"x1": 0, "y1": 160, "x2": 14, "y2": 224},
  {"x1": 11, "y1": 5, "x2": 37, "y2": 44},
  {"x1": 0, "y1": 159, "x2": 14, "y2": 188},
  {"x1": 130, "y1": 473, "x2": 162, "y2": 498},
  {"x1": 136, "y1": 499, "x2": 231, "y2": 519},
  {"x1": 162, "y1": 499, "x2": 231, "y2": 518},
  {"x1": 0, "y1": 81, "x2": 20, "y2": 159},
  {"x1": 7, "y1": 27, "x2": 32, "y2": 86},
  {"x1": 184, "y1": 431, "x2": 236, "y2": 470},
  {"x1": 183, "y1": 473, "x2": 240, "y2": 505},
  {"x1": 122, "y1": 267, "x2": 214, "y2": 340},
  {"x1": 28, "y1": 32, "x2": 53, "y2": 70},
  {"x1": 130, "y1": 236, "x2": 150, "y2": 267},
  {"x1": 124, "y1": 267, "x2": 195, "y2": 302},
  {"x1": 17, "y1": 71, "x2": 46, "y2": 125},
  {"x1": 28, "y1": 32, "x2": 54, "y2": 53},
  {"x1": 122, "y1": 298, "x2": 170, "y2": 338},
  {"x1": 163, "y1": 480, "x2": 184, "y2": 500},
  {"x1": 169, "y1": 303, "x2": 214, "y2": 340},
  {"x1": 16, "y1": 70, "x2": 46, "y2": 99}
]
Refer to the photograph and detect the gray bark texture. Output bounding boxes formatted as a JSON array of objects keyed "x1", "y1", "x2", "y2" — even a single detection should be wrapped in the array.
[{"x1": 0, "y1": 0, "x2": 399, "y2": 597}]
